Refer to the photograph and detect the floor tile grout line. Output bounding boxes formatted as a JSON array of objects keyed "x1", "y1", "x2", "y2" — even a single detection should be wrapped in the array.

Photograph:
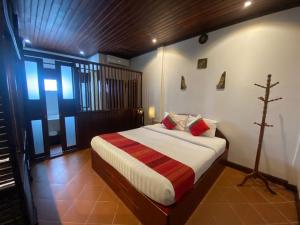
[
  {"x1": 95, "y1": 185, "x2": 107, "y2": 202},
  {"x1": 54, "y1": 178, "x2": 88, "y2": 223},
  {"x1": 111, "y1": 201, "x2": 121, "y2": 225},
  {"x1": 38, "y1": 151, "x2": 90, "y2": 190},
  {"x1": 272, "y1": 202, "x2": 298, "y2": 223},
  {"x1": 84, "y1": 199, "x2": 98, "y2": 225},
  {"x1": 248, "y1": 200, "x2": 296, "y2": 204},
  {"x1": 200, "y1": 167, "x2": 227, "y2": 203},
  {"x1": 275, "y1": 188, "x2": 297, "y2": 202},
  {"x1": 81, "y1": 182, "x2": 107, "y2": 224},
  {"x1": 76, "y1": 183, "x2": 88, "y2": 201},
  {"x1": 250, "y1": 185, "x2": 274, "y2": 203},
  {"x1": 250, "y1": 202, "x2": 290, "y2": 224},
  {"x1": 57, "y1": 150, "x2": 91, "y2": 187},
  {"x1": 232, "y1": 185, "x2": 247, "y2": 203},
  {"x1": 255, "y1": 184, "x2": 297, "y2": 203},
  {"x1": 227, "y1": 202, "x2": 245, "y2": 225},
  {"x1": 254, "y1": 202, "x2": 279, "y2": 224},
  {"x1": 265, "y1": 223, "x2": 294, "y2": 225},
  {"x1": 248, "y1": 202, "x2": 269, "y2": 224}
]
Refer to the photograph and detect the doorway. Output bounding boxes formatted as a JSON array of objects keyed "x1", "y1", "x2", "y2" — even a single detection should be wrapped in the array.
[{"x1": 44, "y1": 79, "x2": 62, "y2": 157}]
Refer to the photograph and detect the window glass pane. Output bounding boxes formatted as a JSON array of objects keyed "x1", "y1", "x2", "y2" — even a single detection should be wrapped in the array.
[
  {"x1": 25, "y1": 61, "x2": 40, "y2": 100},
  {"x1": 65, "y1": 116, "x2": 76, "y2": 147},
  {"x1": 44, "y1": 79, "x2": 57, "y2": 91},
  {"x1": 31, "y1": 120, "x2": 44, "y2": 154},
  {"x1": 45, "y1": 86, "x2": 59, "y2": 118},
  {"x1": 81, "y1": 83, "x2": 86, "y2": 110},
  {"x1": 61, "y1": 65, "x2": 74, "y2": 99}
]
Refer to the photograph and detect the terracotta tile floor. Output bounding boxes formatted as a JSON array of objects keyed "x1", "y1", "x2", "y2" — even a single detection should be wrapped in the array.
[{"x1": 31, "y1": 149, "x2": 299, "y2": 225}]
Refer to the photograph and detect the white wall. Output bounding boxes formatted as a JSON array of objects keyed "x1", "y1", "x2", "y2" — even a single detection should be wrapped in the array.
[
  {"x1": 132, "y1": 48, "x2": 165, "y2": 123},
  {"x1": 131, "y1": 7, "x2": 300, "y2": 188},
  {"x1": 88, "y1": 53, "x2": 101, "y2": 63}
]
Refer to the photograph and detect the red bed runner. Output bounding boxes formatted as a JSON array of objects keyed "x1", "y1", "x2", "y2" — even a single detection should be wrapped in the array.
[{"x1": 99, "y1": 132, "x2": 195, "y2": 201}]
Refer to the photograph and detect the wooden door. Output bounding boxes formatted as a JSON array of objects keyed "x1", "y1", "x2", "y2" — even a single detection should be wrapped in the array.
[
  {"x1": 56, "y1": 62, "x2": 78, "y2": 152},
  {"x1": 23, "y1": 57, "x2": 50, "y2": 159}
]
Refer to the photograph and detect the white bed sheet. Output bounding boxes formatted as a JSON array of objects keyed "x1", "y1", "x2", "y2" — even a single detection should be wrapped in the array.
[{"x1": 91, "y1": 124, "x2": 226, "y2": 206}]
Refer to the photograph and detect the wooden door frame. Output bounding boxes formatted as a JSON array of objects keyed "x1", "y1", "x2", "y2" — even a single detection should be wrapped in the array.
[
  {"x1": 23, "y1": 56, "x2": 50, "y2": 159},
  {"x1": 56, "y1": 61, "x2": 78, "y2": 152},
  {"x1": 42, "y1": 64, "x2": 62, "y2": 155}
]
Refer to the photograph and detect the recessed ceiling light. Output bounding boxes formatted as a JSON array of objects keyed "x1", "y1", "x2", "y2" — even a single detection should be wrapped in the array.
[
  {"x1": 24, "y1": 39, "x2": 31, "y2": 44},
  {"x1": 79, "y1": 50, "x2": 85, "y2": 55},
  {"x1": 244, "y1": 1, "x2": 252, "y2": 8},
  {"x1": 152, "y1": 38, "x2": 157, "y2": 44}
]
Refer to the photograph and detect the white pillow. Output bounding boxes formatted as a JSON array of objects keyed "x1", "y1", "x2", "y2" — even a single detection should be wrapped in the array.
[
  {"x1": 186, "y1": 114, "x2": 202, "y2": 127},
  {"x1": 163, "y1": 112, "x2": 188, "y2": 131},
  {"x1": 173, "y1": 114, "x2": 188, "y2": 131},
  {"x1": 186, "y1": 115, "x2": 218, "y2": 137},
  {"x1": 202, "y1": 118, "x2": 218, "y2": 138},
  {"x1": 186, "y1": 114, "x2": 199, "y2": 124}
]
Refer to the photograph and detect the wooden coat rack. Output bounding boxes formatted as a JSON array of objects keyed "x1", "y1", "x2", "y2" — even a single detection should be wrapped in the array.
[{"x1": 239, "y1": 74, "x2": 282, "y2": 194}]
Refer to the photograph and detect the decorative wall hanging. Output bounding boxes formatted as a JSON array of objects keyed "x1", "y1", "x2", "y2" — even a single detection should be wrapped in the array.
[
  {"x1": 197, "y1": 58, "x2": 207, "y2": 69},
  {"x1": 180, "y1": 76, "x2": 187, "y2": 90},
  {"x1": 238, "y1": 74, "x2": 283, "y2": 194},
  {"x1": 198, "y1": 33, "x2": 208, "y2": 44},
  {"x1": 216, "y1": 71, "x2": 226, "y2": 90}
]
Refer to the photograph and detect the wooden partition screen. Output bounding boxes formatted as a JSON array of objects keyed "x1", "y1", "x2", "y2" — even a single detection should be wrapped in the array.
[
  {"x1": 74, "y1": 62, "x2": 143, "y2": 149},
  {"x1": 21, "y1": 47, "x2": 144, "y2": 152},
  {"x1": 75, "y1": 63, "x2": 142, "y2": 112},
  {"x1": 77, "y1": 109, "x2": 143, "y2": 149}
]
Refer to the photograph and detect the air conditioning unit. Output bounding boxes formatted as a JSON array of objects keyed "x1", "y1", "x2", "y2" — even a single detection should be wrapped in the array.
[{"x1": 106, "y1": 55, "x2": 130, "y2": 68}]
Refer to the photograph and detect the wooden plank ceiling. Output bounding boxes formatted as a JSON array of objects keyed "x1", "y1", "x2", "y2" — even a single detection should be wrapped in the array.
[{"x1": 15, "y1": 0, "x2": 300, "y2": 59}]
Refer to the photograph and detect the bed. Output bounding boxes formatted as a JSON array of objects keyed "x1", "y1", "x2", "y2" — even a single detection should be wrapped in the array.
[{"x1": 91, "y1": 124, "x2": 229, "y2": 225}]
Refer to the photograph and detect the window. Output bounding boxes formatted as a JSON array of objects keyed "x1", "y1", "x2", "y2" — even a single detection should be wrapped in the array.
[
  {"x1": 65, "y1": 116, "x2": 76, "y2": 147},
  {"x1": 61, "y1": 65, "x2": 74, "y2": 99},
  {"x1": 25, "y1": 61, "x2": 40, "y2": 100},
  {"x1": 44, "y1": 79, "x2": 57, "y2": 91},
  {"x1": 31, "y1": 120, "x2": 45, "y2": 154}
]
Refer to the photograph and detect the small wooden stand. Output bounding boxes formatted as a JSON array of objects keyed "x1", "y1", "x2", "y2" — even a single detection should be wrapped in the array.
[{"x1": 238, "y1": 74, "x2": 282, "y2": 194}]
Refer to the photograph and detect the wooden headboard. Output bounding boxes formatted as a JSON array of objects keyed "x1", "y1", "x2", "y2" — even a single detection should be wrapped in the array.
[{"x1": 215, "y1": 128, "x2": 229, "y2": 149}]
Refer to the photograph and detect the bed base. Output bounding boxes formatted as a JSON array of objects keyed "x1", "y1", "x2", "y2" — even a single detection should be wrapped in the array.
[{"x1": 92, "y1": 143, "x2": 228, "y2": 225}]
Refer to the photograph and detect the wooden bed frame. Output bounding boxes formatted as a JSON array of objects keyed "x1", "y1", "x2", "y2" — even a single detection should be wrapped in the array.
[{"x1": 91, "y1": 129, "x2": 229, "y2": 225}]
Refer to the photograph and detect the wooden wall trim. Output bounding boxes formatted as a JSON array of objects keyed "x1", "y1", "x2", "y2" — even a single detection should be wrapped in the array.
[{"x1": 226, "y1": 160, "x2": 297, "y2": 192}]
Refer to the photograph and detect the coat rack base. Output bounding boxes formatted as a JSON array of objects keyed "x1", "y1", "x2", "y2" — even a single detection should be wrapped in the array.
[{"x1": 238, "y1": 170, "x2": 276, "y2": 195}]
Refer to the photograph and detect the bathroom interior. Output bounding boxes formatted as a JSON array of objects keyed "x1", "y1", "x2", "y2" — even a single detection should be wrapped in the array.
[{"x1": 44, "y1": 79, "x2": 62, "y2": 157}]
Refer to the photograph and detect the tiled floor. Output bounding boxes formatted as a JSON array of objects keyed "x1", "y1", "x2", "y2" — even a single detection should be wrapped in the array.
[{"x1": 31, "y1": 149, "x2": 299, "y2": 225}]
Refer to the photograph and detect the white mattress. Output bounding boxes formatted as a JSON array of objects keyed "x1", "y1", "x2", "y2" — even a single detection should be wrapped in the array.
[{"x1": 91, "y1": 124, "x2": 226, "y2": 206}]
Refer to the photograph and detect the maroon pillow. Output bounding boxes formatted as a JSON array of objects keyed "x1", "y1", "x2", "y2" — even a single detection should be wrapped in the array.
[
  {"x1": 162, "y1": 115, "x2": 177, "y2": 130},
  {"x1": 188, "y1": 118, "x2": 209, "y2": 136}
]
